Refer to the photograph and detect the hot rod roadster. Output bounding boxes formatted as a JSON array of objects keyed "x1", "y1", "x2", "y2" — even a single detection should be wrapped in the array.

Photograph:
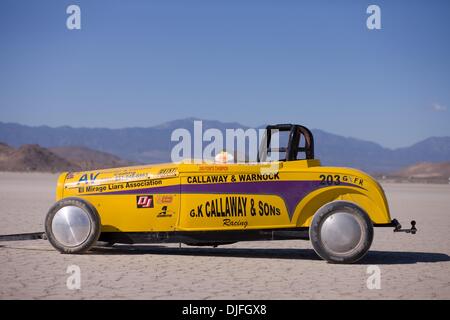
[{"x1": 1, "y1": 124, "x2": 416, "y2": 263}]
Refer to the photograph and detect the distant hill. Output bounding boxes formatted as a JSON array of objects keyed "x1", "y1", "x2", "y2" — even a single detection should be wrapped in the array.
[
  {"x1": 0, "y1": 143, "x2": 136, "y2": 172},
  {"x1": 1, "y1": 120, "x2": 450, "y2": 173},
  {"x1": 0, "y1": 143, "x2": 77, "y2": 172},
  {"x1": 394, "y1": 162, "x2": 450, "y2": 179},
  {"x1": 49, "y1": 146, "x2": 137, "y2": 171},
  {"x1": 0, "y1": 142, "x2": 13, "y2": 157}
]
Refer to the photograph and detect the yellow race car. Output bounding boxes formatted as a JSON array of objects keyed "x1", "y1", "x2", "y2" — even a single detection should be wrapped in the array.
[{"x1": 43, "y1": 124, "x2": 416, "y2": 263}]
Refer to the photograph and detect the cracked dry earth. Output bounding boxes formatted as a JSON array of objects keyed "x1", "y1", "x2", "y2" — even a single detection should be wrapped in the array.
[{"x1": 0, "y1": 172, "x2": 449, "y2": 299}]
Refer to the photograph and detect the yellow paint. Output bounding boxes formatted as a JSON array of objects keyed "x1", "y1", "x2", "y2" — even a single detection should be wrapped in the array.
[{"x1": 55, "y1": 160, "x2": 392, "y2": 232}]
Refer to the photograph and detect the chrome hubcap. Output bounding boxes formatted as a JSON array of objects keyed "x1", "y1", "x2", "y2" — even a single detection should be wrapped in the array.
[
  {"x1": 52, "y1": 206, "x2": 91, "y2": 247},
  {"x1": 320, "y1": 212, "x2": 362, "y2": 254}
]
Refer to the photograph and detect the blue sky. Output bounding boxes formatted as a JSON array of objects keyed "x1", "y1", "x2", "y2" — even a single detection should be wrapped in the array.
[{"x1": 0, "y1": 0, "x2": 449, "y2": 148}]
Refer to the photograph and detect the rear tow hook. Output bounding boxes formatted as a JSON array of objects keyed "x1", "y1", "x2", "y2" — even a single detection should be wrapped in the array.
[{"x1": 393, "y1": 219, "x2": 417, "y2": 234}]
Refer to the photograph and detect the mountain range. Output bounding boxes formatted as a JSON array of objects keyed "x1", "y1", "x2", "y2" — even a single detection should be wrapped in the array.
[{"x1": 1, "y1": 119, "x2": 449, "y2": 173}]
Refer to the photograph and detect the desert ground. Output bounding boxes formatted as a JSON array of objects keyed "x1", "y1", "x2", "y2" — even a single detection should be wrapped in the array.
[{"x1": 0, "y1": 172, "x2": 449, "y2": 299}]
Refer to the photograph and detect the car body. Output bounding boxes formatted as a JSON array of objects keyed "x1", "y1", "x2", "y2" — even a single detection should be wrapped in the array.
[{"x1": 45, "y1": 124, "x2": 415, "y2": 263}]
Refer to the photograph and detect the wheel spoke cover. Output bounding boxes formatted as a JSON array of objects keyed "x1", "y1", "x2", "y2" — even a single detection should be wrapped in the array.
[
  {"x1": 320, "y1": 212, "x2": 362, "y2": 254},
  {"x1": 52, "y1": 206, "x2": 91, "y2": 247}
]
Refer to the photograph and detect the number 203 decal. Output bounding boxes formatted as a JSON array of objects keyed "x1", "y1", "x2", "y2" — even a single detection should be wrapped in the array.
[{"x1": 319, "y1": 174, "x2": 341, "y2": 186}]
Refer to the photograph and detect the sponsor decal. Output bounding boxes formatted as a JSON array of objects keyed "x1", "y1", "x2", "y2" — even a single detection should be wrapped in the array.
[
  {"x1": 320, "y1": 174, "x2": 364, "y2": 187},
  {"x1": 156, "y1": 195, "x2": 174, "y2": 204},
  {"x1": 126, "y1": 179, "x2": 162, "y2": 188},
  {"x1": 223, "y1": 219, "x2": 248, "y2": 228},
  {"x1": 113, "y1": 171, "x2": 150, "y2": 182},
  {"x1": 342, "y1": 175, "x2": 364, "y2": 186},
  {"x1": 157, "y1": 206, "x2": 173, "y2": 218},
  {"x1": 186, "y1": 173, "x2": 280, "y2": 184},
  {"x1": 237, "y1": 173, "x2": 279, "y2": 182},
  {"x1": 189, "y1": 196, "x2": 281, "y2": 218},
  {"x1": 77, "y1": 179, "x2": 163, "y2": 194},
  {"x1": 187, "y1": 175, "x2": 229, "y2": 184},
  {"x1": 81, "y1": 184, "x2": 124, "y2": 193},
  {"x1": 78, "y1": 172, "x2": 100, "y2": 184},
  {"x1": 83, "y1": 185, "x2": 106, "y2": 193},
  {"x1": 136, "y1": 195, "x2": 154, "y2": 208},
  {"x1": 158, "y1": 168, "x2": 177, "y2": 178},
  {"x1": 198, "y1": 165, "x2": 229, "y2": 172}
]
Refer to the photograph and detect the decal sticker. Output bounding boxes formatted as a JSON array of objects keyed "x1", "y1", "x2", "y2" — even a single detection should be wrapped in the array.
[
  {"x1": 257, "y1": 200, "x2": 281, "y2": 216},
  {"x1": 223, "y1": 219, "x2": 248, "y2": 228},
  {"x1": 113, "y1": 171, "x2": 150, "y2": 182},
  {"x1": 341, "y1": 175, "x2": 364, "y2": 186},
  {"x1": 136, "y1": 195, "x2": 154, "y2": 208},
  {"x1": 156, "y1": 195, "x2": 174, "y2": 204},
  {"x1": 198, "y1": 165, "x2": 229, "y2": 172},
  {"x1": 157, "y1": 168, "x2": 177, "y2": 178},
  {"x1": 157, "y1": 206, "x2": 173, "y2": 218},
  {"x1": 186, "y1": 173, "x2": 280, "y2": 184},
  {"x1": 237, "y1": 173, "x2": 279, "y2": 182},
  {"x1": 187, "y1": 175, "x2": 229, "y2": 184},
  {"x1": 77, "y1": 183, "x2": 125, "y2": 194},
  {"x1": 81, "y1": 183, "x2": 124, "y2": 193},
  {"x1": 84, "y1": 185, "x2": 107, "y2": 193},
  {"x1": 126, "y1": 179, "x2": 162, "y2": 188},
  {"x1": 321, "y1": 174, "x2": 364, "y2": 187},
  {"x1": 189, "y1": 196, "x2": 281, "y2": 218},
  {"x1": 78, "y1": 172, "x2": 100, "y2": 184},
  {"x1": 319, "y1": 174, "x2": 341, "y2": 186}
]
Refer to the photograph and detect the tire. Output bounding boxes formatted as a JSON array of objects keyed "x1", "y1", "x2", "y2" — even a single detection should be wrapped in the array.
[
  {"x1": 45, "y1": 197, "x2": 101, "y2": 254},
  {"x1": 309, "y1": 201, "x2": 373, "y2": 264}
]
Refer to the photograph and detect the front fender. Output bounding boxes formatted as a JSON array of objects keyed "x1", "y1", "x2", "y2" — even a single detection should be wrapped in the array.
[{"x1": 292, "y1": 169, "x2": 391, "y2": 227}]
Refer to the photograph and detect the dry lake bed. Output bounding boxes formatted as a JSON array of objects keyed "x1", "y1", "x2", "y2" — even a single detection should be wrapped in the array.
[{"x1": 0, "y1": 172, "x2": 449, "y2": 299}]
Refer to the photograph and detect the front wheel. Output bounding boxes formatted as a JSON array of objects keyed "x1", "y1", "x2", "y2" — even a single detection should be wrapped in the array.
[
  {"x1": 309, "y1": 201, "x2": 374, "y2": 264},
  {"x1": 45, "y1": 198, "x2": 101, "y2": 254}
]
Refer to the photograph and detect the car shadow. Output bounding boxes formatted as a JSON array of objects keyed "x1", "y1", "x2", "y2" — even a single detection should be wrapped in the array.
[
  {"x1": 360, "y1": 250, "x2": 450, "y2": 265},
  {"x1": 90, "y1": 245, "x2": 450, "y2": 265}
]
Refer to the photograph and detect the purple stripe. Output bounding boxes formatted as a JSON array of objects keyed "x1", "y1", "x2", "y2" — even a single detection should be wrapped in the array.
[
  {"x1": 86, "y1": 180, "x2": 359, "y2": 219},
  {"x1": 181, "y1": 181, "x2": 354, "y2": 219}
]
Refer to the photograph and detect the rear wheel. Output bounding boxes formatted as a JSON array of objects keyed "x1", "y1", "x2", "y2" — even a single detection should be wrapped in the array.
[
  {"x1": 45, "y1": 198, "x2": 101, "y2": 254},
  {"x1": 309, "y1": 201, "x2": 373, "y2": 264}
]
